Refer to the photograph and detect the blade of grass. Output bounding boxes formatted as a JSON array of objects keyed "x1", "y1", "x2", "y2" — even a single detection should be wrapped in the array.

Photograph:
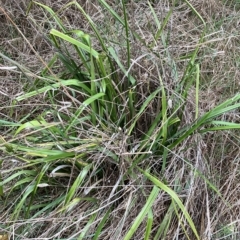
[
  {"x1": 11, "y1": 184, "x2": 35, "y2": 220},
  {"x1": 58, "y1": 197, "x2": 97, "y2": 214},
  {"x1": 121, "y1": 0, "x2": 130, "y2": 70},
  {"x1": 128, "y1": 88, "x2": 136, "y2": 122},
  {"x1": 159, "y1": 73, "x2": 168, "y2": 144},
  {"x1": 15, "y1": 79, "x2": 92, "y2": 102},
  {"x1": 88, "y1": 34, "x2": 98, "y2": 125},
  {"x1": 123, "y1": 186, "x2": 159, "y2": 240},
  {"x1": 32, "y1": 195, "x2": 65, "y2": 218},
  {"x1": 108, "y1": 47, "x2": 136, "y2": 85},
  {"x1": 32, "y1": 1, "x2": 66, "y2": 32},
  {"x1": 0, "y1": 159, "x2": 3, "y2": 197},
  {"x1": 28, "y1": 152, "x2": 77, "y2": 165},
  {"x1": 200, "y1": 121, "x2": 240, "y2": 132},
  {"x1": 98, "y1": 0, "x2": 124, "y2": 25},
  {"x1": 178, "y1": 0, "x2": 206, "y2": 97},
  {"x1": 138, "y1": 168, "x2": 200, "y2": 240},
  {"x1": 0, "y1": 119, "x2": 21, "y2": 127},
  {"x1": 127, "y1": 88, "x2": 161, "y2": 136},
  {"x1": 92, "y1": 208, "x2": 112, "y2": 240},
  {"x1": 3, "y1": 143, "x2": 71, "y2": 157},
  {"x1": 41, "y1": 54, "x2": 58, "y2": 76},
  {"x1": 154, "y1": 202, "x2": 174, "y2": 240},
  {"x1": 169, "y1": 94, "x2": 240, "y2": 149},
  {"x1": 0, "y1": 170, "x2": 37, "y2": 187},
  {"x1": 144, "y1": 208, "x2": 153, "y2": 240},
  {"x1": 172, "y1": 200, "x2": 191, "y2": 240},
  {"x1": 14, "y1": 120, "x2": 58, "y2": 136},
  {"x1": 148, "y1": 1, "x2": 173, "y2": 48},
  {"x1": 50, "y1": 29, "x2": 99, "y2": 58},
  {"x1": 195, "y1": 64, "x2": 200, "y2": 120},
  {"x1": 77, "y1": 212, "x2": 97, "y2": 240},
  {"x1": 26, "y1": 163, "x2": 50, "y2": 218},
  {"x1": 64, "y1": 164, "x2": 91, "y2": 206},
  {"x1": 65, "y1": 92, "x2": 105, "y2": 133}
]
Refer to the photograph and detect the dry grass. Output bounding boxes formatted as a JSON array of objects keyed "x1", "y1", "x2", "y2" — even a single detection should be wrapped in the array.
[{"x1": 1, "y1": 0, "x2": 240, "y2": 239}]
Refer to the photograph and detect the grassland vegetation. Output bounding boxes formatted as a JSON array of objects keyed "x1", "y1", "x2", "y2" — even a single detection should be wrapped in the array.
[{"x1": 1, "y1": 0, "x2": 240, "y2": 239}]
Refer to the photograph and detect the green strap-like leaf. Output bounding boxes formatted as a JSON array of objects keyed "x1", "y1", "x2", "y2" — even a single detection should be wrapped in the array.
[
  {"x1": 123, "y1": 186, "x2": 159, "y2": 240},
  {"x1": 139, "y1": 168, "x2": 200, "y2": 240},
  {"x1": 50, "y1": 29, "x2": 99, "y2": 59}
]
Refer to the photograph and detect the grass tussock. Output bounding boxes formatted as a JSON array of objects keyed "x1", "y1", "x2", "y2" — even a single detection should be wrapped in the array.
[{"x1": 1, "y1": 0, "x2": 240, "y2": 239}]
